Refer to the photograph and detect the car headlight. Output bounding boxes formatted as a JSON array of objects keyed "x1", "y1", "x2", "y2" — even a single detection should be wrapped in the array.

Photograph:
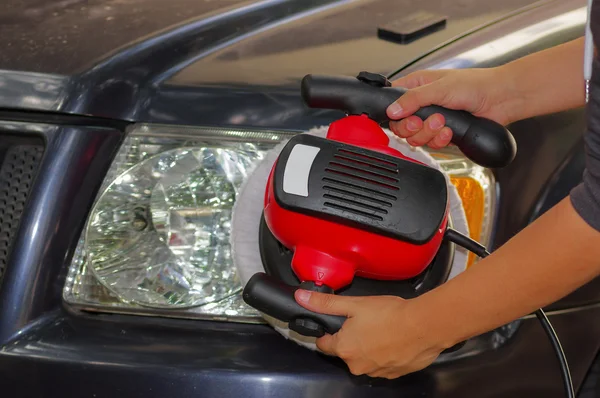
[{"x1": 63, "y1": 124, "x2": 496, "y2": 322}]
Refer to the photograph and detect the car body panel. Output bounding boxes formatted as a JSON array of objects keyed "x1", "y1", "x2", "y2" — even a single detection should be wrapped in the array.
[
  {"x1": 2, "y1": 299, "x2": 600, "y2": 397},
  {"x1": 0, "y1": 0, "x2": 597, "y2": 397},
  {"x1": 1, "y1": 0, "x2": 544, "y2": 118},
  {"x1": 0, "y1": 0, "x2": 250, "y2": 74},
  {"x1": 0, "y1": 120, "x2": 125, "y2": 344}
]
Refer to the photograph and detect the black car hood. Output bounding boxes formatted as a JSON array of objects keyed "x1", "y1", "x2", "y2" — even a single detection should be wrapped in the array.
[
  {"x1": 0, "y1": 0, "x2": 548, "y2": 120},
  {"x1": 0, "y1": 0, "x2": 250, "y2": 74}
]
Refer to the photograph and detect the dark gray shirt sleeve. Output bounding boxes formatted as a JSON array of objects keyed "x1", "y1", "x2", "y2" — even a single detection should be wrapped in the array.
[{"x1": 570, "y1": 2, "x2": 600, "y2": 230}]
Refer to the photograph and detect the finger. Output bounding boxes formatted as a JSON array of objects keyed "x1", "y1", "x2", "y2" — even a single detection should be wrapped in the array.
[
  {"x1": 316, "y1": 334, "x2": 338, "y2": 356},
  {"x1": 370, "y1": 369, "x2": 402, "y2": 380},
  {"x1": 346, "y1": 360, "x2": 370, "y2": 377},
  {"x1": 374, "y1": 361, "x2": 431, "y2": 379},
  {"x1": 428, "y1": 126, "x2": 453, "y2": 149},
  {"x1": 391, "y1": 73, "x2": 425, "y2": 90},
  {"x1": 367, "y1": 369, "x2": 389, "y2": 379},
  {"x1": 387, "y1": 84, "x2": 447, "y2": 120},
  {"x1": 391, "y1": 70, "x2": 446, "y2": 89},
  {"x1": 406, "y1": 114, "x2": 445, "y2": 147},
  {"x1": 389, "y1": 116, "x2": 423, "y2": 138},
  {"x1": 294, "y1": 289, "x2": 360, "y2": 316}
]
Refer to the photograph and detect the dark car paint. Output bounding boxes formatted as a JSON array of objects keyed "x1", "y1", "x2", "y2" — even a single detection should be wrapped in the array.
[
  {"x1": 0, "y1": 0, "x2": 598, "y2": 396},
  {"x1": 0, "y1": 0, "x2": 538, "y2": 77},
  {"x1": 1, "y1": 0, "x2": 542, "y2": 118},
  {"x1": 3, "y1": 306, "x2": 600, "y2": 398},
  {"x1": 0, "y1": 0, "x2": 249, "y2": 74},
  {"x1": 0, "y1": 121, "x2": 125, "y2": 344}
]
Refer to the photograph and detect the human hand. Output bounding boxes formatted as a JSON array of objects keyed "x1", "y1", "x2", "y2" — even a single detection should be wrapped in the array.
[
  {"x1": 294, "y1": 289, "x2": 452, "y2": 379},
  {"x1": 386, "y1": 67, "x2": 518, "y2": 149}
]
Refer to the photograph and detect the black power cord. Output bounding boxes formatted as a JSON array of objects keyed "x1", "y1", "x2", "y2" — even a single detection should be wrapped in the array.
[{"x1": 445, "y1": 228, "x2": 574, "y2": 398}]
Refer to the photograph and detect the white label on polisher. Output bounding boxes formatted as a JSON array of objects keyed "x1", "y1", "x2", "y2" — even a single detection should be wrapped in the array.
[{"x1": 283, "y1": 144, "x2": 320, "y2": 197}]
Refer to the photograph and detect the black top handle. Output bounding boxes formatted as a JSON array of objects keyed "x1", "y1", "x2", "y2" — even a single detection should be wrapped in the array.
[{"x1": 301, "y1": 72, "x2": 517, "y2": 169}]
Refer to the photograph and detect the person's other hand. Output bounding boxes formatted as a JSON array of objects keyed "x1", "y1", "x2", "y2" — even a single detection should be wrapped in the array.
[
  {"x1": 294, "y1": 290, "x2": 452, "y2": 379},
  {"x1": 387, "y1": 68, "x2": 517, "y2": 149}
]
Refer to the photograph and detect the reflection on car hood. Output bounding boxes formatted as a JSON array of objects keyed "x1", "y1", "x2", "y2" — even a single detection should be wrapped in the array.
[
  {"x1": 167, "y1": 0, "x2": 543, "y2": 87},
  {"x1": 1, "y1": 0, "x2": 540, "y2": 78},
  {"x1": 0, "y1": 0, "x2": 249, "y2": 74},
  {"x1": 0, "y1": 0, "x2": 553, "y2": 118}
]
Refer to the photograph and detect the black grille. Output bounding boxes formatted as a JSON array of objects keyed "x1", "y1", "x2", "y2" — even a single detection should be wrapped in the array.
[
  {"x1": 322, "y1": 148, "x2": 401, "y2": 220},
  {"x1": 0, "y1": 143, "x2": 44, "y2": 284}
]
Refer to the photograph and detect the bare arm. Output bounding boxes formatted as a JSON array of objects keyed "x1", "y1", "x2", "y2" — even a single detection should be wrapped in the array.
[
  {"x1": 386, "y1": 37, "x2": 587, "y2": 148},
  {"x1": 420, "y1": 198, "x2": 600, "y2": 347},
  {"x1": 502, "y1": 37, "x2": 587, "y2": 122},
  {"x1": 390, "y1": 40, "x2": 593, "y2": 338}
]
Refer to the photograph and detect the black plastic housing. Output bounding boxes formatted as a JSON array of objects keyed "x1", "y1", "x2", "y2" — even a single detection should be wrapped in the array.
[{"x1": 273, "y1": 134, "x2": 448, "y2": 244}]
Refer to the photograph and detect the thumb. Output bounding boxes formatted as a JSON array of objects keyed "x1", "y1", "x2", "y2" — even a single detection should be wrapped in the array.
[
  {"x1": 386, "y1": 83, "x2": 446, "y2": 120},
  {"x1": 392, "y1": 69, "x2": 446, "y2": 89},
  {"x1": 294, "y1": 289, "x2": 360, "y2": 317},
  {"x1": 391, "y1": 74, "x2": 424, "y2": 90}
]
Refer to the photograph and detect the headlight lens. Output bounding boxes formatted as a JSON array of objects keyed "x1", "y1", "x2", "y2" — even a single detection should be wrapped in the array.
[
  {"x1": 64, "y1": 124, "x2": 296, "y2": 321},
  {"x1": 86, "y1": 147, "x2": 251, "y2": 308},
  {"x1": 63, "y1": 124, "x2": 496, "y2": 322}
]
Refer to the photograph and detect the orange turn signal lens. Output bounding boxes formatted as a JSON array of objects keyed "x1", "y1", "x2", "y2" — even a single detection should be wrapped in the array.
[{"x1": 450, "y1": 176, "x2": 487, "y2": 267}]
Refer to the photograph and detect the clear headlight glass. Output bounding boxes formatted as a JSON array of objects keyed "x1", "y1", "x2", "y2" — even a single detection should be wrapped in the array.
[
  {"x1": 63, "y1": 124, "x2": 296, "y2": 321},
  {"x1": 87, "y1": 147, "x2": 247, "y2": 308},
  {"x1": 63, "y1": 124, "x2": 496, "y2": 323}
]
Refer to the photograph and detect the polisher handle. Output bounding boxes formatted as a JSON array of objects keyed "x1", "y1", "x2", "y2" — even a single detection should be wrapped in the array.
[
  {"x1": 301, "y1": 73, "x2": 517, "y2": 169},
  {"x1": 243, "y1": 272, "x2": 345, "y2": 337},
  {"x1": 243, "y1": 273, "x2": 466, "y2": 353}
]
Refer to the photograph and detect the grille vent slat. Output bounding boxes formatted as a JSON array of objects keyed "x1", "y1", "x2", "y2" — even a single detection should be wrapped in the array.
[
  {"x1": 323, "y1": 148, "x2": 403, "y2": 192},
  {"x1": 0, "y1": 144, "x2": 44, "y2": 285},
  {"x1": 337, "y1": 148, "x2": 398, "y2": 168},
  {"x1": 332, "y1": 154, "x2": 398, "y2": 175},
  {"x1": 321, "y1": 177, "x2": 397, "y2": 200},
  {"x1": 322, "y1": 202, "x2": 384, "y2": 221},
  {"x1": 322, "y1": 185, "x2": 392, "y2": 207},
  {"x1": 321, "y1": 149, "x2": 405, "y2": 221},
  {"x1": 328, "y1": 161, "x2": 399, "y2": 182},
  {"x1": 324, "y1": 168, "x2": 400, "y2": 191},
  {"x1": 323, "y1": 193, "x2": 388, "y2": 214},
  {"x1": 321, "y1": 148, "x2": 405, "y2": 222}
]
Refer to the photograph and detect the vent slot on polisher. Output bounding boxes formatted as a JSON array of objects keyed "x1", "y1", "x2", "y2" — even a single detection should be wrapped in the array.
[
  {"x1": 272, "y1": 134, "x2": 448, "y2": 244},
  {"x1": 322, "y1": 148, "x2": 401, "y2": 220}
]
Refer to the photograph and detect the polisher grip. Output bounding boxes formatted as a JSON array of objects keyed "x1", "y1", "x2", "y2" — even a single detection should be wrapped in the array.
[
  {"x1": 301, "y1": 74, "x2": 517, "y2": 168},
  {"x1": 244, "y1": 273, "x2": 466, "y2": 353},
  {"x1": 243, "y1": 272, "x2": 345, "y2": 337}
]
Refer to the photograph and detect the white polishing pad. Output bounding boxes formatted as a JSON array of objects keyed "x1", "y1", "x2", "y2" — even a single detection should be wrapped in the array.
[{"x1": 231, "y1": 126, "x2": 469, "y2": 351}]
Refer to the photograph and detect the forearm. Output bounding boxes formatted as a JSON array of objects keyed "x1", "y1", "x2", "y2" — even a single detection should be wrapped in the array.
[
  {"x1": 417, "y1": 197, "x2": 600, "y2": 347},
  {"x1": 500, "y1": 37, "x2": 586, "y2": 123}
]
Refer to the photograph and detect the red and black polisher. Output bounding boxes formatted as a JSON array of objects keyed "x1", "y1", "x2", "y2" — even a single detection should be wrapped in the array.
[{"x1": 242, "y1": 71, "x2": 516, "y2": 338}]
